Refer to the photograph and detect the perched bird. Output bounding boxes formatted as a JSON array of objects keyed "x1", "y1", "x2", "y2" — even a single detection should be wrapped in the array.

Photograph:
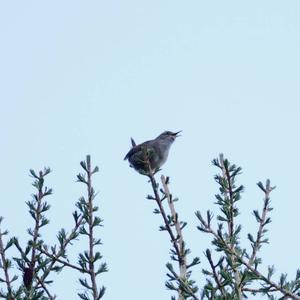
[{"x1": 124, "y1": 131, "x2": 181, "y2": 175}]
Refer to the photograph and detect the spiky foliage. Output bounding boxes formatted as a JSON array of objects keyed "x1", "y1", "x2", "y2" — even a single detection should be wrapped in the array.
[
  {"x1": 0, "y1": 155, "x2": 107, "y2": 299},
  {"x1": 196, "y1": 154, "x2": 300, "y2": 299},
  {"x1": 143, "y1": 155, "x2": 200, "y2": 300}
]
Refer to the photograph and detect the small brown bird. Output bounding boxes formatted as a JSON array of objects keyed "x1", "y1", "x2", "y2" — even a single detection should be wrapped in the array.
[{"x1": 124, "y1": 131, "x2": 181, "y2": 175}]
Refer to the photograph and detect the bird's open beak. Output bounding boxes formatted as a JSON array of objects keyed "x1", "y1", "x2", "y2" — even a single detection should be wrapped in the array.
[{"x1": 173, "y1": 131, "x2": 182, "y2": 137}]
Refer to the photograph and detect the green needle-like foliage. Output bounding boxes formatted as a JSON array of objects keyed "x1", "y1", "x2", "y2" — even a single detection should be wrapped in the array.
[
  {"x1": 0, "y1": 155, "x2": 107, "y2": 299},
  {"x1": 197, "y1": 154, "x2": 300, "y2": 300},
  {"x1": 145, "y1": 161, "x2": 200, "y2": 300},
  {"x1": 76, "y1": 155, "x2": 107, "y2": 300},
  {"x1": 1, "y1": 153, "x2": 300, "y2": 300}
]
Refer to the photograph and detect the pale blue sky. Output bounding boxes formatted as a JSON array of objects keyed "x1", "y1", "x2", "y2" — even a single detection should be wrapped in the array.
[{"x1": 1, "y1": 1, "x2": 300, "y2": 299}]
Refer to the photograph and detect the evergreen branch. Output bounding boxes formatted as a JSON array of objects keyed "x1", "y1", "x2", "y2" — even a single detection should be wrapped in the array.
[
  {"x1": 218, "y1": 154, "x2": 242, "y2": 300},
  {"x1": 242, "y1": 287, "x2": 277, "y2": 293},
  {"x1": 35, "y1": 275, "x2": 56, "y2": 300},
  {"x1": 235, "y1": 253, "x2": 300, "y2": 300},
  {"x1": 38, "y1": 214, "x2": 85, "y2": 285},
  {"x1": 38, "y1": 248, "x2": 84, "y2": 273},
  {"x1": 85, "y1": 155, "x2": 98, "y2": 299},
  {"x1": 166, "y1": 263, "x2": 199, "y2": 300},
  {"x1": 29, "y1": 168, "x2": 52, "y2": 273},
  {"x1": 205, "y1": 249, "x2": 226, "y2": 297},
  {"x1": 197, "y1": 209, "x2": 300, "y2": 299},
  {"x1": 13, "y1": 168, "x2": 54, "y2": 299},
  {"x1": 248, "y1": 180, "x2": 275, "y2": 266},
  {"x1": 77, "y1": 155, "x2": 107, "y2": 300},
  {"x1": 0, "y1": 221, "x2": 13, "y2": 299},
  {"x1": 161, "y1": 175, "x2": 199, "y2": 300},
  {"x1": 161, "y1": 175, "x2": 187, "y2": 274},
  {"x1": 147, "y1": 171, "x2": 181, "y2": 262},
  {"x1": 220, "y1": 155, "x2": 234, "y2": 240},
  {"x1": 146, "y1": 153, "x2": 198, "y2": 300}
]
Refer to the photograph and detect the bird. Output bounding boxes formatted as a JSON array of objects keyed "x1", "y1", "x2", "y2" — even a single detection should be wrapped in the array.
[{"x1": 124, "y1": 131, "x2": 181, "y2": 175}]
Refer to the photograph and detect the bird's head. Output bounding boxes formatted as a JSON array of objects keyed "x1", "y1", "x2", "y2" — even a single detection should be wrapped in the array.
[{"x1": 157, "y1": 130, "x2": 181, "y2": 143}]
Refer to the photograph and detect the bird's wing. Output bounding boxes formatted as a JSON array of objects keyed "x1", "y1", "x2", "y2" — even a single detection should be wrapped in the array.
[
  {"x1": 123, "y1": 140, "x2": 152, "y2": 160},
  {"x1": 123, "y1": 145, "x2": 142, "y2": 160}
]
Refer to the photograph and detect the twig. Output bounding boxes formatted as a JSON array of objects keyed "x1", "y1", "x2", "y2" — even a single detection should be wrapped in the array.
[
  {"x1": 38, "y1": 215, "x2": 84, "y2": 284},
  {"x1": 36, "y1": 275, "x2": 56, "y2": 300},
  {"x1": 205, "y1": 250, "x2": 226, "y2": 296},
  {"x1": 0, "y1": 228, "x2": 13, "y2": 298},
  {"x1": 161, "y1": 175, "x2": 186, "y2": 273},
  {"x1": 167, "y1": 263, "x2": 200, "y2": 300},
  {"x1": 161, "y1": 175, "x2": 195, "y2": 300},
  {"x1": 249, "y1": 182, "x2": 274, "y2": 265},
  {"x1": 86, "y1": 156, "x2": 99, "y2": 300},
  {"x1": 148, "y1": 171, "x2": 181, "y2": 261},
  {"x1": 237, "y1": 256, "x2": 300, "y2": 300},
  {"x1": 30, "y1": 171, "x2": 44, "y2": 272},
  {"x1": 242, "y1": 287, "x2": 277, "y2": 293},
  {"x1": 39, "y1": 248, "x2": 84, "y2": 273},
  {"x1": 219, "y1": 155, "x2": 243, "y2": 299},
  {"x1": 148, "y1": 166, "x2": 198, "y2": 300},
  {"x1": 87, "y1": 156, "x2": 98, "y2": 300},
  {"x1": 220, "y1": 156, "x2": 234, "y2": 240},
  {"x1": 200, "y1": 216, "x2": 300, "y2": 300}
]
